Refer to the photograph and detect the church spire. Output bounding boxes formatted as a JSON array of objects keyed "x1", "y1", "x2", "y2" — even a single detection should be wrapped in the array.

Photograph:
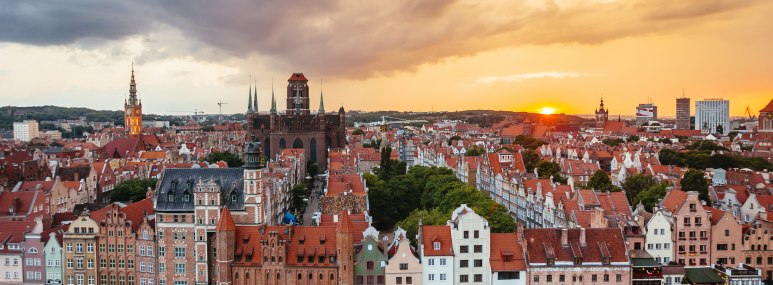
[
  {"x1": 248, "y1": 80, "x2": 253, "y2": 113},
  {"x1": 270, "y1": 79, "x2": 277, "y2": 114},
  {"x1": 128, "y1": 62, "x2": 138, "y2": 106},
  {"x1": 253, "y1": 79, "x2": 258, "y2": 113},
  {"x1": 319, "y1": 80, "x2": 325, "y2": 114}
]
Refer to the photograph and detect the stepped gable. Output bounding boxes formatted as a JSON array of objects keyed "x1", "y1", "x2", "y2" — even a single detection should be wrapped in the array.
[{"x1": 155, "y1": 168, "x2": 245, "y2": 212}]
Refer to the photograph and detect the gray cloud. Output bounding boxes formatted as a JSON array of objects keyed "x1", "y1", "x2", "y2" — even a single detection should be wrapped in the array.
[{"x1": 0, "y1": 0, "x2": 766, "y2": 80}]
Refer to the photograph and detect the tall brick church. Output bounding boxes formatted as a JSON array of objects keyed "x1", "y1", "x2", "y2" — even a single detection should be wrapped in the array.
[{"x1": 246, "y1": 73, "x2": 347, "y2": 164}]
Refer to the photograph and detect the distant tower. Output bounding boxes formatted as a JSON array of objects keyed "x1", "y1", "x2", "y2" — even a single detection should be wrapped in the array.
[
  {"x1": 595, "y1": 97, "x2": 609, "y2": 128},
  {"x1": 124, "y1": 64, "x2": 143, "y2": 137},
  {"x1": 286, "y1": 73, "x2": 310, "y2": 116},
  {"x1": 336, "y1": 211, "x2": 355, "y2": 285},
  {"x1": 676, "y1": 93, "x2": 691, "y2": 130}
]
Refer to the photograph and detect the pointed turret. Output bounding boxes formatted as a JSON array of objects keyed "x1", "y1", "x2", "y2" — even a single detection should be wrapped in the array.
[
  {"x1": 337, "y1": 210, "x2": 353, "y2": 233},
  {"x1": 215, "y1": 207, "x2": 236, "y2": 285},
  {"x1": 336, "y1": 210, "x2": 355, "y2": 285},
  {"x1": 319, "y1": 89, "x2": 325, "y2": 114},
  {"x1": 248, "y1": 84, "x2": 253, "y2": 113},
  {"x1": 216, "y1": 207, "x2": 236, "y2": 231},
  {"x1": 128, "y1": 63, "x2": 138, "y2": 106},
  {"x1": 253, "y1": 79, "x2": 258, "y2": 113},
  {"x1": 270, "y1": 80, "x2": 277, "y2": 114}
]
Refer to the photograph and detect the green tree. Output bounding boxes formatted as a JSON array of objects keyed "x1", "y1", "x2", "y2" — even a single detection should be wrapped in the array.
[
  {"x1": 352, "y1": 128, "x2": 365, "y2": 135},
  {"x1": 633, "y1": 183, "x2": 668, "y2": 210},
  {"x1": 110, "y1": 178, "x2": 157, "y2": 202},
  {"x1": 397, "y1": 208, "x2": 449, "y2": 247},
  {"x1": 522, "y1": 150, "x2": 540, "y2": 173},
  {"x1": 587, "y1": 170, "x2": 614, "y2": 191},
  {"x1": 602, "y1": 138, "x2": 625, "y2": 147},
  {"x1": 204, "y1": 151, "x2": 244, "y2": 167},
  {"x1": 622, "y1": 174, "x2": 657, "y2": 205},
  {"x1": 465, "y1": 146, "x2": 485, "y2": 156},
  {"x1": 535, "y1": 160, "x2": 561, "y2": 179},
  {"x1": 289, "y1": 184, "x2": 308, "y2": 213},
  {"x1": 681, "y1": 169, "x2": 710, "y2": 204},
  {"x1": 448, "y1": 135, "x2": 462, "y2": 145},
  {"x1": 627, "y1": 135, "x2": 640, "y2": 142},
  {"x1": 306, "y1": 160, "x2": 320, "y2": 178}
]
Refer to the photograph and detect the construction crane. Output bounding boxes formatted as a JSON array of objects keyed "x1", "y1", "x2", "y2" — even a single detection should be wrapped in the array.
[
  {"x1": 745, "y1": 106, "x2": 757, "y2": 120},
  {"x1": 217, "y1": 101, "x2": 228, "y2": 121}
]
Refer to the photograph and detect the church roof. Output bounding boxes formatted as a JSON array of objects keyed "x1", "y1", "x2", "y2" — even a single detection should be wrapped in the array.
[
  {"x1": 288, "y1": 73, "x2": 308, "y2": 81},
  {"x1": 761, "y1": 98, "x2": 773, "y2": 113}
]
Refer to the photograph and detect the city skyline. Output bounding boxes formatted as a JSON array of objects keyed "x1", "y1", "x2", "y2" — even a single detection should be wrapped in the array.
[{"x1": 1, "y1": 0, "x2": 771, "y2": 116}]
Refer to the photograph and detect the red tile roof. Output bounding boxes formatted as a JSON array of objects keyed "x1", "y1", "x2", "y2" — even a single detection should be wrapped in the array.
[
  {"x1": 598, "y1": 191, "x2": 632, "y2": 217},
  {"x1": 422, "y1": 225, "x2": 453, "y2": 256},
  {"x1": 662, "y1": 189, "x2": 688, "y2": 213},
  {"x1": 217, "y1": 207, "x2": 236, "y2": 231},
  {"x1": 760, "y1": 98, "x2": 773, "y2": 113},
  {"x1": 524, "y1": 228, "x2": 629, "y2": 264},
  {"x1": 489, "y1": 233, "x2": 526, "y2": 271},
  {"x1": 288, "y1": 73, "x2": 308, "y2": 81},
  {"x1": 337, "y1": 211, "x2": 353, "y2": 233},
  {"x1": 0, "y1": 190, "x2": 41, "y2": 217}
]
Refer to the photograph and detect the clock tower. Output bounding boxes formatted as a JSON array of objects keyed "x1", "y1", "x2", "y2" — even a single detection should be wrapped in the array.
[
  {"x1": 124, "y1": 64, "x2": 143, "y2": 137},
  {"x1": 595, "y1": 97, "x2": 609, "y2": 129}
]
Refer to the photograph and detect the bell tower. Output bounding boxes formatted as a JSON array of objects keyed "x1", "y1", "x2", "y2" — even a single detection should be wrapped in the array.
[
  {"x1": 595, "y1": 97, "x2": 609, "y2": 128},
  {"x1": 285, "y1": 73, "x2": 310, "y2": 116},
  {"x1": 124, "y1": 64, "x2": 143, "y2": 137},
  {"x1": 336, "y1": 211, "x2": 355, "y2": 285}
]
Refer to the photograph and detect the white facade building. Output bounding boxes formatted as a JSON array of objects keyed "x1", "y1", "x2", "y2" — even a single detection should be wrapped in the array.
[
  {"x1": 13, "y1": 120, "x2": 39, "y2": 142},
  {"x1": 695, "y1": 99, "x2": 730, "y2": 135},
  {"x1": 449, "y1": 204, "x2": 491, "y2": 285},
  {"x1": 645, "y1": 210, "x2": 674, "y2": 264},
  {"x1": 419, "y1": 224, "x2": 454, "y2": 285}
]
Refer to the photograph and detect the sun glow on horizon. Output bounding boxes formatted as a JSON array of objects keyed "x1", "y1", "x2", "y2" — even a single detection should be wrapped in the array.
[{"x1": 539, "y1": 107, "x2": 557, "y2": 115}]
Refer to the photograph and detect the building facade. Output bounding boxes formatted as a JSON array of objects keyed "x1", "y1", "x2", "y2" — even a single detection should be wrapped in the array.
[
  {"x1": 596, "y1": 98, "x2": 609, "y2": 128},
  {"x1": 44, "y1": 232, "x2": 64, "y2": 285},
  {"x1": 646, "y1": 210, "x2": 674, "y2": 264},
  {"x1": 13, "y1": 120, "x2": 39, "y2": 142},
  {"x1": 449, "y1": 205, "x2": 491, "y2": 284},
  {"x1": 62, "y1": 213, "x2": 98, "y2": 285},
  {"x1": 676, "y1": 97, "x2": 691, "y2": 130},
  {"x1": 419, "y1": 225, "x2": 454, "y2": 285},
  {"x1": 695, "y1": 99, "x2": 730, "y2": 135},
  {"x1": 385, "y1": 233, "x2": 422, "y2": 285}
]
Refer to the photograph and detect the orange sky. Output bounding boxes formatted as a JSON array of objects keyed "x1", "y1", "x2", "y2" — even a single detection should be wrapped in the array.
[{"x1": 0, "y1": 0, "x2": 771, "y2": 116}]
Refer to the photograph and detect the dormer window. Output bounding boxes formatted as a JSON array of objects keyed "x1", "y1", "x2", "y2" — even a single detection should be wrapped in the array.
[
  {"x1": 182, "y1": 194, "x2": 190, "y2": 202},
  {"x1": 167, "y1": 193, "x2": 175, "y2": 202},
  {"x1": 433, "y1": 242, "x2": 441, "y2": 250},
  {"x1": 231, "y1": 193, "x2": 238, "y2": 203}
]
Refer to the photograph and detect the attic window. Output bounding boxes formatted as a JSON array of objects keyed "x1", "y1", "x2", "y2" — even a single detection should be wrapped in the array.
[
  {"x1": 183, "y1": 194, "x2": 190, "y2": 202},
  {"x1": 231, "y1": 193, "x2": 238, "y2": 203},
  {"x1": 167, "y1": 193, "x2": 175, "y2": 202},
  {"x1": 433, "y1": 242, "x2": 440, "y2": 250}
]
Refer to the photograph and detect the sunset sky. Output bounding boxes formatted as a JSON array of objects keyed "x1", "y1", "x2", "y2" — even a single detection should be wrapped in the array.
[{"x1": 1, "y1": 0, "x2": 771, "y2": 117}]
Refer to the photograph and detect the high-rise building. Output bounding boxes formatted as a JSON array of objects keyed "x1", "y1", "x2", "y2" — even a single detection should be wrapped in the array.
[
  {"x1": 124, "y1": 65, "x2": 142, "y2": 137},
  {"x1": 695, "y1": 99, "x2": 730, "y2": 135},
  {"x1": 13, "y1": 120, "x2": 39, "y2": 142},
  {"x1": 676, "y1": 97, "x2": 691, "y2": 130},
  {"x1": 635, "y1": 103, "x2": 658, "y2": 125}
]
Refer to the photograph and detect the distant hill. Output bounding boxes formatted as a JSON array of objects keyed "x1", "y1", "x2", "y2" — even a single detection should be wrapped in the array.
[
  {"x1": 347, "y1": 110, "x2": 588, "y2": 128},
  {"x1": 0, "y1": 105, "x2": 184, "y2": 130}
]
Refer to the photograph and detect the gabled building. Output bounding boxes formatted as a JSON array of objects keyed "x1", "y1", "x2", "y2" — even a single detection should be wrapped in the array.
[
  {"x1": 62, "y1": 212, "x2": 98, "y2": 285},
  {"x1": 385, "y1": 229, "x2": 422, "y2": 285},
  {"x1": 354, "y1": 227, "x2": 387, "y2": 285},
  {"x1": 522, "y1": 227, "x2": 631, "y2": 284},
  {"x1": 489, "y1": 233, "x2": 526, "y2": 285},
  {"x1": 707, "y1": 207, "x2": 742, "y2": 266},
  {"x1": 662, "y1": 190, "x2": 712, "y2": 267},
  {"x1": 418, "y1": 224, "x2": 453, "y2": 285},
  {"x1": 449, "y1": 205, "x2": 491, "y2": 284},
  {"x1": 645, "y1": 210, "x2": 674, "y2": 264}
]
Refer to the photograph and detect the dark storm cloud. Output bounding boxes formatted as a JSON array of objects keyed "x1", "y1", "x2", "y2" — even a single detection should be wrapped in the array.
[{"x1": 0, "y1": 0, "x2": 766, "y2": 79}]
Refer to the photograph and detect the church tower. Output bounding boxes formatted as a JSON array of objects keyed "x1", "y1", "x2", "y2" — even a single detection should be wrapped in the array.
[
  {"x1": 595, "y1": 97, "x2": 609, "y2": 128},
  {"x1": 215, "y1": 207, "x2": 236, "y2": 285},
  {"x1": 286, "y1": 73, "x2": 310, "y2": 116},
  {"x1": 336, "y1": 211, "x2": 355, "y2": 285},
  {"x1": 124, "y1": 64, "x2": 143, "y2": 137}
]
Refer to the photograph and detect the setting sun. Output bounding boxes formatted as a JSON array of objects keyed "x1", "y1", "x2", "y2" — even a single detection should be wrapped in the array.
[{"x1": 539, "y1": 107, "x2": 557, "y2": 115}]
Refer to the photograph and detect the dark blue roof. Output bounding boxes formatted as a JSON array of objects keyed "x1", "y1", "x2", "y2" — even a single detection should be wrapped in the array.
[{"x1": 155, "y1": 168, "x2": 245, "y2": 212}]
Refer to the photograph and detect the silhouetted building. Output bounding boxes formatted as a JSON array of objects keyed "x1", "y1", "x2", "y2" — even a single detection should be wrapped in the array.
[
  {"x1": 246, "y1": 73, "x2": 346, "y2": 164},
  {"x1": 676, "y1": 97, "x2": 691, "y2": 130},
  {"x1": 595, "y1": 98, "x2": 609, "y2": 128}
]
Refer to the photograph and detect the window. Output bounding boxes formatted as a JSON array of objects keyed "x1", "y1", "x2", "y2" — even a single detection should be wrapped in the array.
[
  {"x1": 399, "y1": 263, "x2": 408, "y2": 270},
  {"x1": 159, "y1": 247, "x2": 165, "y2": 257},
  {"x1": 546, "y1": 275, "x2": 553, "y2": 282},
  {"x1": 474, "y1": 230, "x2": 479, "y2": 238},
  {"x1": 460, "y1": 245, "x2": 469, "y2": 253},
  {"x1": 459, "y1": 275, "x2": 469, "y2": 283},
  {"x1": 592, "y1": 275, "x2": 598, "y2": 282},
  {"x1": 474, "y1": 274, "x2": 482, "y2": 282},
  {"x1": 428, "y1": 258, "x2": 434, "y2": 266},
  {"x1": 175, "y1": 247, "x2": 186, "y2": 258},
  {"x1": 460, "y1": 260, "x2": 468, "y2": 267},
  {"x1": 396, "y1": 277, "x2": 402, "y2": 284},
  {"x1": 474, "y1": 245, "x2": 482, "y2": 253},
  {"x1": 725, "y1": 229, "x2": 730, "y2": 236},
  {"x1": 146, "y1": 246, "x2": 153, "y2": 256},
  {"x1": 67, "y1": 243, "x2": 73, "y2": 252},
  {"x1": 440, "y1": 258, "x2": 446, "y2": 266},
  {"x1": 428, "y1": 274, "x2": 435, "y2": 281},
  {"x1": 616, "y1": 274, "x2": 622, "y2": 282},
  {"x1": 534, "y1": 275, "x2": 540, "y2": 283},
  {"x1": 440, "y1": 274, "x2": 446, "y2": 281},
  {"x1": 139, "y1": 247, "x2": 145, "y2": 256},
  {"x1": 463, "y1": 231, "x2": 469, "y2": 239},
  {"x1": 604, "y1": 274, "x2": 610, "y2": 282},
  {"x1": 87, "y1": 243, "x2": 93, "y2": 252},
  {"x1": 366, "y1": 261, "x2": 374, "y2": 270},
  {"x1": 559, "y1": 275, "x2": 565, "y2": 282},
  {"x1": 433, "y1": 242, "x2": 440, "y2": 250},
  {"x1": 406, "y1": 277, "x2": 412, "y2": 284},
  {"x1": 87, "y1": 259, "x2": 94, "y2": 269},
  {"x1": 474, "y1": 259, "x2": 482, "y2": 267},
  {"x1": 67, "y1": 259, "x2": 73, "y2": 269},
  {"x1": 175, "y1": 263, "x2": 186, "y2": 274}
]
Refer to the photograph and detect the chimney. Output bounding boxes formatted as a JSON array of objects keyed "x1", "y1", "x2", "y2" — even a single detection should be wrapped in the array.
[
  {"x1": 580, "y1": 227, "x2": 587, "y2": 246},
  {"x1": 561, "y1": 228, "x2": 568, "y2": 247}
]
